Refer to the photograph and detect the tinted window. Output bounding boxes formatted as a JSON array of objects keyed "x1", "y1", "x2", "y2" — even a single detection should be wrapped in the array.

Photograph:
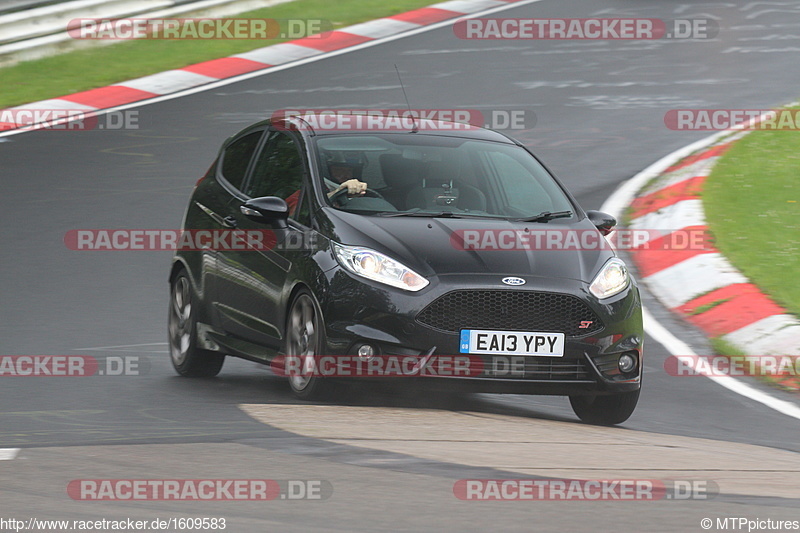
[
  {"x1": 313, "y1": 134, "x2": 573, "y2": 218},
  {"x1": 247, "y1": 132, "x2": 305, "y2": 200},
  {"x1": 481, "y1": 151, "x2": 554, "y2": 214},
  {"x1": 293, "y1": 189, "x2": 312, "y2": 227},
  {"x1": 220, "y1": 131, "x2": 262, "y2": 191}
]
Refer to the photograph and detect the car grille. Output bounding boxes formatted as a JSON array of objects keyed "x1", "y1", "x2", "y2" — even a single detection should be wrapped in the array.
[
  {"x1": 478, "y1": 355, "x2": 591, "y2": 380},
  {"x1": 416, "y1": 290, "x2": 603, "y2": 337}
]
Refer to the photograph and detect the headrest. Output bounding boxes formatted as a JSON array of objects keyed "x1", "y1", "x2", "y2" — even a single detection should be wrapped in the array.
[{"x1": 379, "y1": 153, "x2": 421, "y2": 189}]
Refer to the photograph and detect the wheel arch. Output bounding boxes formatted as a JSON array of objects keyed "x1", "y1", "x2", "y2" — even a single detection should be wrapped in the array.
[
  {"x1": 282, "y1": 279, "x2": 330, "y2": 348},
  {"x1": 169, "y1": 257, "x2": 189, "y2": 284},
  {"x1": 169, "y1": 255, "x2": 214, "y2": 326}
]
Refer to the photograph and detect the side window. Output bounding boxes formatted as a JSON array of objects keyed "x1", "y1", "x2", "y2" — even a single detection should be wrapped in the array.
[
  {"x1": 246, "y1": 131, "x2": 307, "y2": 220},
  {"x1": 293, "y1": 189, "x2": 312, "y2": 227},
  {"x1": 220, "y1": 131, "x2": 262, "y2": 191}
]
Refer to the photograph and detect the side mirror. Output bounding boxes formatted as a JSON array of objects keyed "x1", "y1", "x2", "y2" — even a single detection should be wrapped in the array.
[
  {"x1": 586, "y1": 210, "x2": 616, "y2": 236},
  {"x1": 240, "y1": 197, "x2": 289, "y2": 227}
]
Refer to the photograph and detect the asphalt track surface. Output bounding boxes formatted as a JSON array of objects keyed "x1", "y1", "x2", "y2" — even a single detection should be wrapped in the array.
[{"x1": 2, "y1": 0, "x2": 800, "y2": 531}]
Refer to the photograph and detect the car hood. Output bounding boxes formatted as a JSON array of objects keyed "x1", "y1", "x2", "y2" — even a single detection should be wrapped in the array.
[{"x1": 323, "y1": 209, "x2": 615, "y2": 283}]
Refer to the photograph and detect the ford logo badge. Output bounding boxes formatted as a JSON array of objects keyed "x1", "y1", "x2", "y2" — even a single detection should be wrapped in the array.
[{"x1": 502, "y1": 277, "x2": 526, "y2": 286}]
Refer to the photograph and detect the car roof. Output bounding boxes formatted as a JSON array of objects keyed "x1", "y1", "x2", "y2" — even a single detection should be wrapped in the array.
[{"x1": 250, "y1": 112, "x2": 519, "y2": 144}]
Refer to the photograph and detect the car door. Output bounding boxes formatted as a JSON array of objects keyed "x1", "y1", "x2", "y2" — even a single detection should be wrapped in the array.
[
  {"x1": 192, "y1": 127, "x2": 264, "y2": 330},
  {"x1": 214, "y1": 128, "x2": 313, "y2": 353}
]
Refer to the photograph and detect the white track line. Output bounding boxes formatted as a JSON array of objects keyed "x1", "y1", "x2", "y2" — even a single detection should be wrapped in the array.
[
  {"x1": 0, "y1": 448, "x2": 20, "y2": 460},
  {"x1": 644, "y1": 307, "x2": 800, "y2": 420},
  {"x1": 600, "y1": 133, "x2": 800, "y2": 421}
]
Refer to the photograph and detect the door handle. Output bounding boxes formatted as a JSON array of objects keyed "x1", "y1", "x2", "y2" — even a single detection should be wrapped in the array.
[{"x1": 222, "y1": 215, "x2": 238, "y2": 228}]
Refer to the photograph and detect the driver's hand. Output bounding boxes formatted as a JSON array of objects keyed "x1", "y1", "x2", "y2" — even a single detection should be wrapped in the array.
[{"x1": 337, "y1": 179, "x2": 367, "y2": 196}]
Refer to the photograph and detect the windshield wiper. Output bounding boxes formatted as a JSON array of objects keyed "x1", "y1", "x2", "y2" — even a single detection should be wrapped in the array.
[
  {"x1": 377, "y1": 210, "x2": 464, "y2": 218},
  {"x1": 515, "y1": 210, "x2": 573, "y2": 223}
]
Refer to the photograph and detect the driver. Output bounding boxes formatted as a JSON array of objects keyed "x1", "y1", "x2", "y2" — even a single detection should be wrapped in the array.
[
  {"x1": 284, "y1": 161, "x2": 368, "y2": 216},
  {"x1": 327, "y1": 161, "x2": 367, "y2": 198}
]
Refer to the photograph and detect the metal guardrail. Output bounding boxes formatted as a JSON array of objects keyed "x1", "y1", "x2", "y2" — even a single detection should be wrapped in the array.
[
  {"x1": 0, "y1": 0, "x2": 287, "y2": 67},
  {"x1": 0, "y1": 1, "x2": 72, "y2": 16},
  {"x1": 1, "y1": 0, "x2": 175, "y2": 45}
]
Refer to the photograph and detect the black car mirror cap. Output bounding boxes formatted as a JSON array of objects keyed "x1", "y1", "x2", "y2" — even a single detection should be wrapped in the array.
[
  {"x1": 586, "y1": 210, "x2": 617, "y2": 236},
  {"x1": 241, "y1": 197, "x2": 290, "y2": 226}
]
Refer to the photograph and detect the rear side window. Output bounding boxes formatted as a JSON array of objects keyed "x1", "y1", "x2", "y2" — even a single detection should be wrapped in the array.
[{"x1": 220, "y1": 131, "x2": 262, "y2": 191}]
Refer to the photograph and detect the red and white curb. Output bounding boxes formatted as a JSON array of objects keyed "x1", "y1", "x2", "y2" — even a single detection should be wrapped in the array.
[
  {"x1": 601, "y1": 128, "x2": 800, "y2": 418},
  {"x1": 0, "y1": 0, "x2": 522, "y2": 131},
  {"x1": 626, "y1": 133, "x2": 800, "y2": 357}
]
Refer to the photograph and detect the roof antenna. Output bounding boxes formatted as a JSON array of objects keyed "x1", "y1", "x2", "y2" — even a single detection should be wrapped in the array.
[{"x1": 394, "y1": 64, "x2": 418, "y2": 133}]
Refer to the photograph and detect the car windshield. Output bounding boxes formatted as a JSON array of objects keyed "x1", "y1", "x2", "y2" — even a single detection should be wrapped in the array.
[{"x1": 313, "y1": 134, "x2": 574, "y2": 219}]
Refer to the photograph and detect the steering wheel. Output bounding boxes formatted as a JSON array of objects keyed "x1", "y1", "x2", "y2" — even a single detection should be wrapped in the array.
[{"x1": 329, "y1": 186, "x2": 385, "y2": 207}]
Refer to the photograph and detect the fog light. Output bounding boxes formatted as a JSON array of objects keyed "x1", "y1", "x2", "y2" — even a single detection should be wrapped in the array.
[
  {"x1": 357, "y1": 344, "x2": 375, "y2": 361},
  {"x1": 618, "y1": 353, "x2": 637, "y2": 373}
]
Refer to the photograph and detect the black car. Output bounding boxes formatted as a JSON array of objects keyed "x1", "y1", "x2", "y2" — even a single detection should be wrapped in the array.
[{"x1": 168, "y1": 114, "x2": 643, "y2": 425}]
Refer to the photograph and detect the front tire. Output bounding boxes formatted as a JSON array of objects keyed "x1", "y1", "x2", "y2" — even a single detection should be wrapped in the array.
[
  {"x1": 168, "y1": 270, "x2": 225, "y2": 377},
  {"x1": 285, "y1": 290, "x2": 333, "y2": 400},
  {"x1": 569, "y1": 389, "x2": 640, "y2": 425}
]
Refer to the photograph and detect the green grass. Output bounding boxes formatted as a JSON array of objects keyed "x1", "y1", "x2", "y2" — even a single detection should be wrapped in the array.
[
  {"x1": 1, "y1": 0, "x2": 434, "y2": 108},
  {"x1": 710, "y1": 337, "x2": 800, "y2": 392},
  {"x1": 703, "y1": 120, "x2": 800, "y2": 319},
  {"x1": 688, "y1": 297, "x2": 732, "y2": 316},
  {"x1": 709, "y1": 337, "x2": 747, "y2": 358}
]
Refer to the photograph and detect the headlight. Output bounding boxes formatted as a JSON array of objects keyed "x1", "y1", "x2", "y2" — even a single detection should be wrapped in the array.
[
  {"x1": 589, "y1": 258, "x2": 629, "y2": 299},
  {"x1": 332, "y1": 243, "x2": 429, "y2": 292}
]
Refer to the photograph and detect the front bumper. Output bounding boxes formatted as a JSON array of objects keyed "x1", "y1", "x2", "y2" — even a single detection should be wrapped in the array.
[{"x1": 320, "y1": 270, "x2": 643, "y2": 396}]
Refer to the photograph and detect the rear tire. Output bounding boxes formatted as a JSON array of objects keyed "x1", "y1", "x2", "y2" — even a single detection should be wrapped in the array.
[
  {"x1": 285, "y1": 290, "x2": 334, "y2": 400},
  {"x1": 569, "y1": 389, "x2": 640, "y2": 426},
  {"x1": 168, "y1": 270, "x2": 225, "y2": 377}
]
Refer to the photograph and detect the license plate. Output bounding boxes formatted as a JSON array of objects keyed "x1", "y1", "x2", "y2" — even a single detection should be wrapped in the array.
[{"x1": 459, "y1": 329, "x2": 565, "y2": 357}]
